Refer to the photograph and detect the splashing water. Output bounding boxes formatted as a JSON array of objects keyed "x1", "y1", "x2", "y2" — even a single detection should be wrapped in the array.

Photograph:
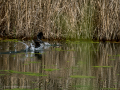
[
  {"x1": 18, "y1": 41, "x2": 29, "y2": 49},
  {"x1": 44, "y1": 42, "x2": 51, "y2": 46},
  {"x1": 18, "y1": 41, "x2": 52, "y2": 52},
  {"x1": 28, "y1": 43, "x2": 35, "y2": 51}
]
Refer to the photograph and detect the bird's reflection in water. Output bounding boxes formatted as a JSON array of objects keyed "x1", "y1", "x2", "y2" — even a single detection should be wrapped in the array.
[
  {"x1": 34, "y1": 45, "x2": 50, "y2": 60},
  {"x1": 35, "y1": 52, "x2": 42, "y2": 60}
]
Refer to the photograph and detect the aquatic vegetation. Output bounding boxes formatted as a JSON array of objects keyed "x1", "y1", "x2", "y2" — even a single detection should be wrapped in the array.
[
  {"x1": 109, "y1": 59, "x2": 115, "y2": 60},
  {"x1": 65, "y1": 40, "x2": 71, "y2": 43},
  {"x1": 43, "y1": 69, "x2": 59, "y2": 71},
  {"x1": 92, "y1": 66, "x2": 113, "y2": 68},
  {"x1": 23, "y1": 61, "x2": 41, "y2": 65},
  {"x1": 24, "y1": 73, "x2": 47, "y2": 76},
  {"x1": 0, "y1": 70, "x2": 47, "y2": 77},
  {"x1": 100, "y1": 88, "x2": 117, "y2": 89},
  {"x1": 70, "y1": 75, "x2": 96, "y2": 78},
  {"x1": 32, "y1": 81, "x2": 38, "y2": 83},
  {"x1": 11, "y1": 55, "x2": 16, "y2": 57},
  {"x1": 90, "y1": 41, "x2": 99, "y2": 43},
  {"x1": 55, "y1": 48, "x2": 62, "y2": 51},
  {"x1": 2, "y1": 39, "x2": 18, "y2": 42},
  {"x1": 4, "y1": 88, "x2": 34, "y2": 90},
  {"x1": 0, "y1": 74, "x2": 5, "y2": 76}
]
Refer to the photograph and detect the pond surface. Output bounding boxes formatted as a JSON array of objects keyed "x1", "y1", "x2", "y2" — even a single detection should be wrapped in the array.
[{"x1": 0, "y1": 40, "x2": 120, "y2": 90}]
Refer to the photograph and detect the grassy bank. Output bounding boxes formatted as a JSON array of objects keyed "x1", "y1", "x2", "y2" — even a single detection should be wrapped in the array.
[{"x1": 0, "y1": 0, "x2": 120, "y2": 40}]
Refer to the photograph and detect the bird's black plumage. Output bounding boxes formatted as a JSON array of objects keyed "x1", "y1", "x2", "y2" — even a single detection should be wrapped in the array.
[
  {"x1": 37, "y1": 32, "x2": 43, "y2": 40},
  {"x1": 34, "y1": 32, "x2": 44, "y2": 48}
]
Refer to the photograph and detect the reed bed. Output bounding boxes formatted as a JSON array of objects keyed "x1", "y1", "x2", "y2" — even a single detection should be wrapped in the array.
[{"x1": 0, "y1": 0, "x2": 120, "y2": 40}]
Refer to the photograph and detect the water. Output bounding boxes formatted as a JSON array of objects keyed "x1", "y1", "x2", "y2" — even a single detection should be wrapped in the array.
[{"x1": 0, "y1": 40, "x2": 120, "y2": 90}]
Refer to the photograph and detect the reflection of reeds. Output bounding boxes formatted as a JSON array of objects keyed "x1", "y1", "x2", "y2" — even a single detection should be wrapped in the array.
[
  {"x1": 1, "y1": 42, "x2": 120, "y2": 89},
  {"x1": 0, "y1": 41, "x2": 97, "y2": 89},
  {"x1": 92, "y1": 42, "x2": 120, "y2": 89},
  {"x1": 2, "y1": 0, "x2": 119, "y2": 40}
]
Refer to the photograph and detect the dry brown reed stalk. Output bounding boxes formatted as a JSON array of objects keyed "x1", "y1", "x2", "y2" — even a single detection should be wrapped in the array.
[
  {"x1": 0, "y1": 0, "x2": 119, "y2": 40},
  {"x1": 0, "y1": 0, "x2": 94, "y2": 39},
  {"x1": 94, "y1": 0, "x2": 120, "y2": 41}
]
